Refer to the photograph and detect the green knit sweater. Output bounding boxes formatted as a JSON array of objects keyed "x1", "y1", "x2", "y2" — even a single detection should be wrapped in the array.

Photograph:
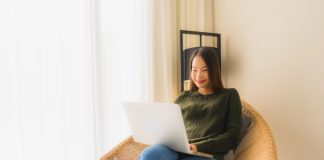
[{"x1": 175, "y1": 88, "x2": 242, "y2": 158}]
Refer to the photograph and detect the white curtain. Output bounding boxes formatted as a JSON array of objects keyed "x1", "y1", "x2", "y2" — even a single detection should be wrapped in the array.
[
  {"x1": 179, "y1": 0, "x2": 217, "y2": 51},
  {"x1": 0, "y1": 0, "x2": 96, "y2": 160},
  {"x1": 96, "y1": 0, "x2": 153, "y2": 155}
]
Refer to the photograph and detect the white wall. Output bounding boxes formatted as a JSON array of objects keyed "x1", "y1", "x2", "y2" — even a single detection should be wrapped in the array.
[{"x1": 215, "y1": 0, "x2": 324, "y2": 159}]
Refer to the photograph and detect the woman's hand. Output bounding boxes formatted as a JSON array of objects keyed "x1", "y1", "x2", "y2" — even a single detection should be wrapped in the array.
[{"x1": 189, "y1": 144, "x2": 197, "y2": 153}]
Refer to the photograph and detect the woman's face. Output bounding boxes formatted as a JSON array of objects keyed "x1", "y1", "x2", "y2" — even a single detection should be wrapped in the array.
[{"x1": 191, "y1": 56, "x2": 210, "y2": 89}]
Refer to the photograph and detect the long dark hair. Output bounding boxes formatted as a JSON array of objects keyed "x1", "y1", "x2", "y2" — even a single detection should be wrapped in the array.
[{"x1": 189, "y1": 47, "x2": 224, "y2": 91}]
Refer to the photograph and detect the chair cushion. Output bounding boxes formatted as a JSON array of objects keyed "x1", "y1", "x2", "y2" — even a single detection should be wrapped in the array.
[
  {"x1": 240, "y1": 108, "x2": 253, "y2": 140},
  {"x1": 224, "y1": 109, "x2": 253, "y2": 160}
]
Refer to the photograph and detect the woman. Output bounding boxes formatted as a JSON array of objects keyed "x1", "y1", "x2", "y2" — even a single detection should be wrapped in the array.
[{"x1": 139, "y1": 47, "x2": 242, "y2": 160}]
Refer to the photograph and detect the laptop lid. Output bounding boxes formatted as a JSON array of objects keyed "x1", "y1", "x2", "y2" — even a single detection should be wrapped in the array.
[{"x1": 121, "y1": 101, "x2": 191, "y2": 154}]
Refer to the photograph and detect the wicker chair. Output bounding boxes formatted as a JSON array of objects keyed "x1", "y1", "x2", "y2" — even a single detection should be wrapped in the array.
[{"x1": 100, "y1": 100, "x2": 278, "y2": 160}]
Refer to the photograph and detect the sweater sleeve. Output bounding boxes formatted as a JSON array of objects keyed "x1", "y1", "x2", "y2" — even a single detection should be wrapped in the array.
[{"x1": 195, "y1": 89, "x2": 242, "y2": 154}]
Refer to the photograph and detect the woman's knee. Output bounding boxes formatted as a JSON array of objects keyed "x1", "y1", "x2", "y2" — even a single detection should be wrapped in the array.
[{"x1": 139, "y1": 144, "x2": 178, "y2": 160}]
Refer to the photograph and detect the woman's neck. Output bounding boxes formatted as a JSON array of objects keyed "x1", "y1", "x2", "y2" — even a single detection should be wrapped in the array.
[{"x1": 198, "y1": 88, "x2": 214, "y2": 95}]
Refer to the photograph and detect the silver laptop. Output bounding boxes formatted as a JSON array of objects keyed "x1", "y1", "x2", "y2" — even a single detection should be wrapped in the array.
[{"x1": 122, "y1": 101, "x2": 213, "y2": 158}]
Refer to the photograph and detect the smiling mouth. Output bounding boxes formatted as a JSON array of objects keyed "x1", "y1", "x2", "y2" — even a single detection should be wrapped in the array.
[{"x1": 196, "y1": 80, "x2": 206, "y2": 83}]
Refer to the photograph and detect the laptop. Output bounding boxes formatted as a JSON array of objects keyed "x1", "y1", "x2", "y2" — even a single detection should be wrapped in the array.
[{"x1": 122, "y1": 101, "x2": 213, "y2": 158}]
